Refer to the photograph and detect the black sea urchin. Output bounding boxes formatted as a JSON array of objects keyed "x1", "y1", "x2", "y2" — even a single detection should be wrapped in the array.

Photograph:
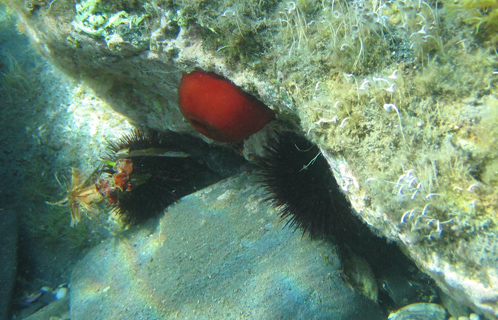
[
  {"x1": 257, "y1": 132, "x2": 437, "y2": 313},
  {"x1": 99, "y1": 129, "x2": 215, "y2": 225},
  {"x1": 257, "y1": 131, "x2": 354, "y2": 238}
]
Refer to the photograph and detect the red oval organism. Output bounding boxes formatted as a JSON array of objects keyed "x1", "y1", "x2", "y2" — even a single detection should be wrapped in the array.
[{"x1": 178, "y1": 70, "x2": 275, "y2": 143}]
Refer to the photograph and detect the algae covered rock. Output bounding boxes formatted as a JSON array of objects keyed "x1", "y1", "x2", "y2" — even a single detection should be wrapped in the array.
[
  {"x1": 8, "y1": 0, "x2": 498, "y2": 318},
  {"x1": 70, "y1": 173, "x2": 383, "y2": 319}
]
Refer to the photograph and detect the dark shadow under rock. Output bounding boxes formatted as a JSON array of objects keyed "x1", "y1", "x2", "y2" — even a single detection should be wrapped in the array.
[{"x1": 0, "y1": 209, "x2": 18, "y2": 320}]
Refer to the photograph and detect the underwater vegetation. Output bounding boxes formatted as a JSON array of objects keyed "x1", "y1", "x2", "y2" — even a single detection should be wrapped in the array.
[
  {"x1": 443, "y1": 0, "x2": 498, "y2": 36},
  {"x1": 0, "y1": 50, "x2": 41, "y2": 107}
]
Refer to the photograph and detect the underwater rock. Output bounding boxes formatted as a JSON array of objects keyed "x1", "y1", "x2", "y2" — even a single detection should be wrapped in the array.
[
  {"x1": 70, "y1": 173, "x2": 383, "y2": 319},
  {"x1": 10, "y1": 0, "x2": 498, "y2": 318},
  {"x1": 0, "y1": 209, "x2": 17, "y2": 320},
  {"x1": 388, "y1": 302, "x2": 447, "y2": 320},
  {"x1": 23, "y1": 296, "x2": 70, "y2": 320}
]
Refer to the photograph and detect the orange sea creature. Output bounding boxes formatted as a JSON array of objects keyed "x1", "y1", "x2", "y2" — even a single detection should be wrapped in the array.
[{"x1": 47, "y1": 168, "x2": 103, "y2": 227}]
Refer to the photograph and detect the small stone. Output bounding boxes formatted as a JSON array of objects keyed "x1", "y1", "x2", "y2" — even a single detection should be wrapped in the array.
[
  {"x1": 54, "y1": 287, "x2": 68, "y2": 300},
  {"x1": 40, "y1": 286, "x2": 52, "y2": 293},
  {"x1": 469, "y1": 314, "x2": 480, "y2": 320},
  {"x1": 388, "y1": 303, "x2": 447, "y2": 320}
]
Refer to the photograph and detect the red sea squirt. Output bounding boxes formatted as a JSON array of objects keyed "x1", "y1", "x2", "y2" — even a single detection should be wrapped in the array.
[{"x1": 178, "y1": 70, "x2": 275, "y2": 143}]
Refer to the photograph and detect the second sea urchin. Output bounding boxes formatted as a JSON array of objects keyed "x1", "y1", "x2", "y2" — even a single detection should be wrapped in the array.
[
  {"x1": 256, "y1": 131, "x2": 354, "y2": 239},
  {"x1": 98, "y1": 129, "x2": 214, "y2": 226}
]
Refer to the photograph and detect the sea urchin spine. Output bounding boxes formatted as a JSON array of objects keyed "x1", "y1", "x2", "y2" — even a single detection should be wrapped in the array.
[
  {"x1": 256, "y1": 131, "x2": 354, "y2": 238},
  {"x1": 98, "y1": 129, "x2": 212, "y2": 226}
]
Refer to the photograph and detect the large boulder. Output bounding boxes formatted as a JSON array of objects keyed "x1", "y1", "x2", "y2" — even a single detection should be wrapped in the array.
[{"x1": 70, "y1": 173, "x2": 383, "y2": 319}]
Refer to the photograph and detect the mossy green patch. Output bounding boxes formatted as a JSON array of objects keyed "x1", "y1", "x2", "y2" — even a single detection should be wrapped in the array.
[
  {"x1": 293, "y1": 1, "x2": 498, "y2": 280},
  {"x1": 444, "y1": 0, "x2": 498, "y2": 36}
]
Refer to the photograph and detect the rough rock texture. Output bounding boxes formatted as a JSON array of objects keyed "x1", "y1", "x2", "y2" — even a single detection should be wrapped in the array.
[
  {"x1": 0, "y1": 210, "x2": 18, "y2": 320},
  {"x1": 387, "y1": 302, "x2": 447, "y2": 320},
  {"x1": 23, "y1": 296, "x2": 70, "y2": 320},
  {"x1": 10, "y1": 0, "x2": 498, "y2": 318},
  {"x1": 70, "y1": 173, "x2": 383, "y2": 319}
]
